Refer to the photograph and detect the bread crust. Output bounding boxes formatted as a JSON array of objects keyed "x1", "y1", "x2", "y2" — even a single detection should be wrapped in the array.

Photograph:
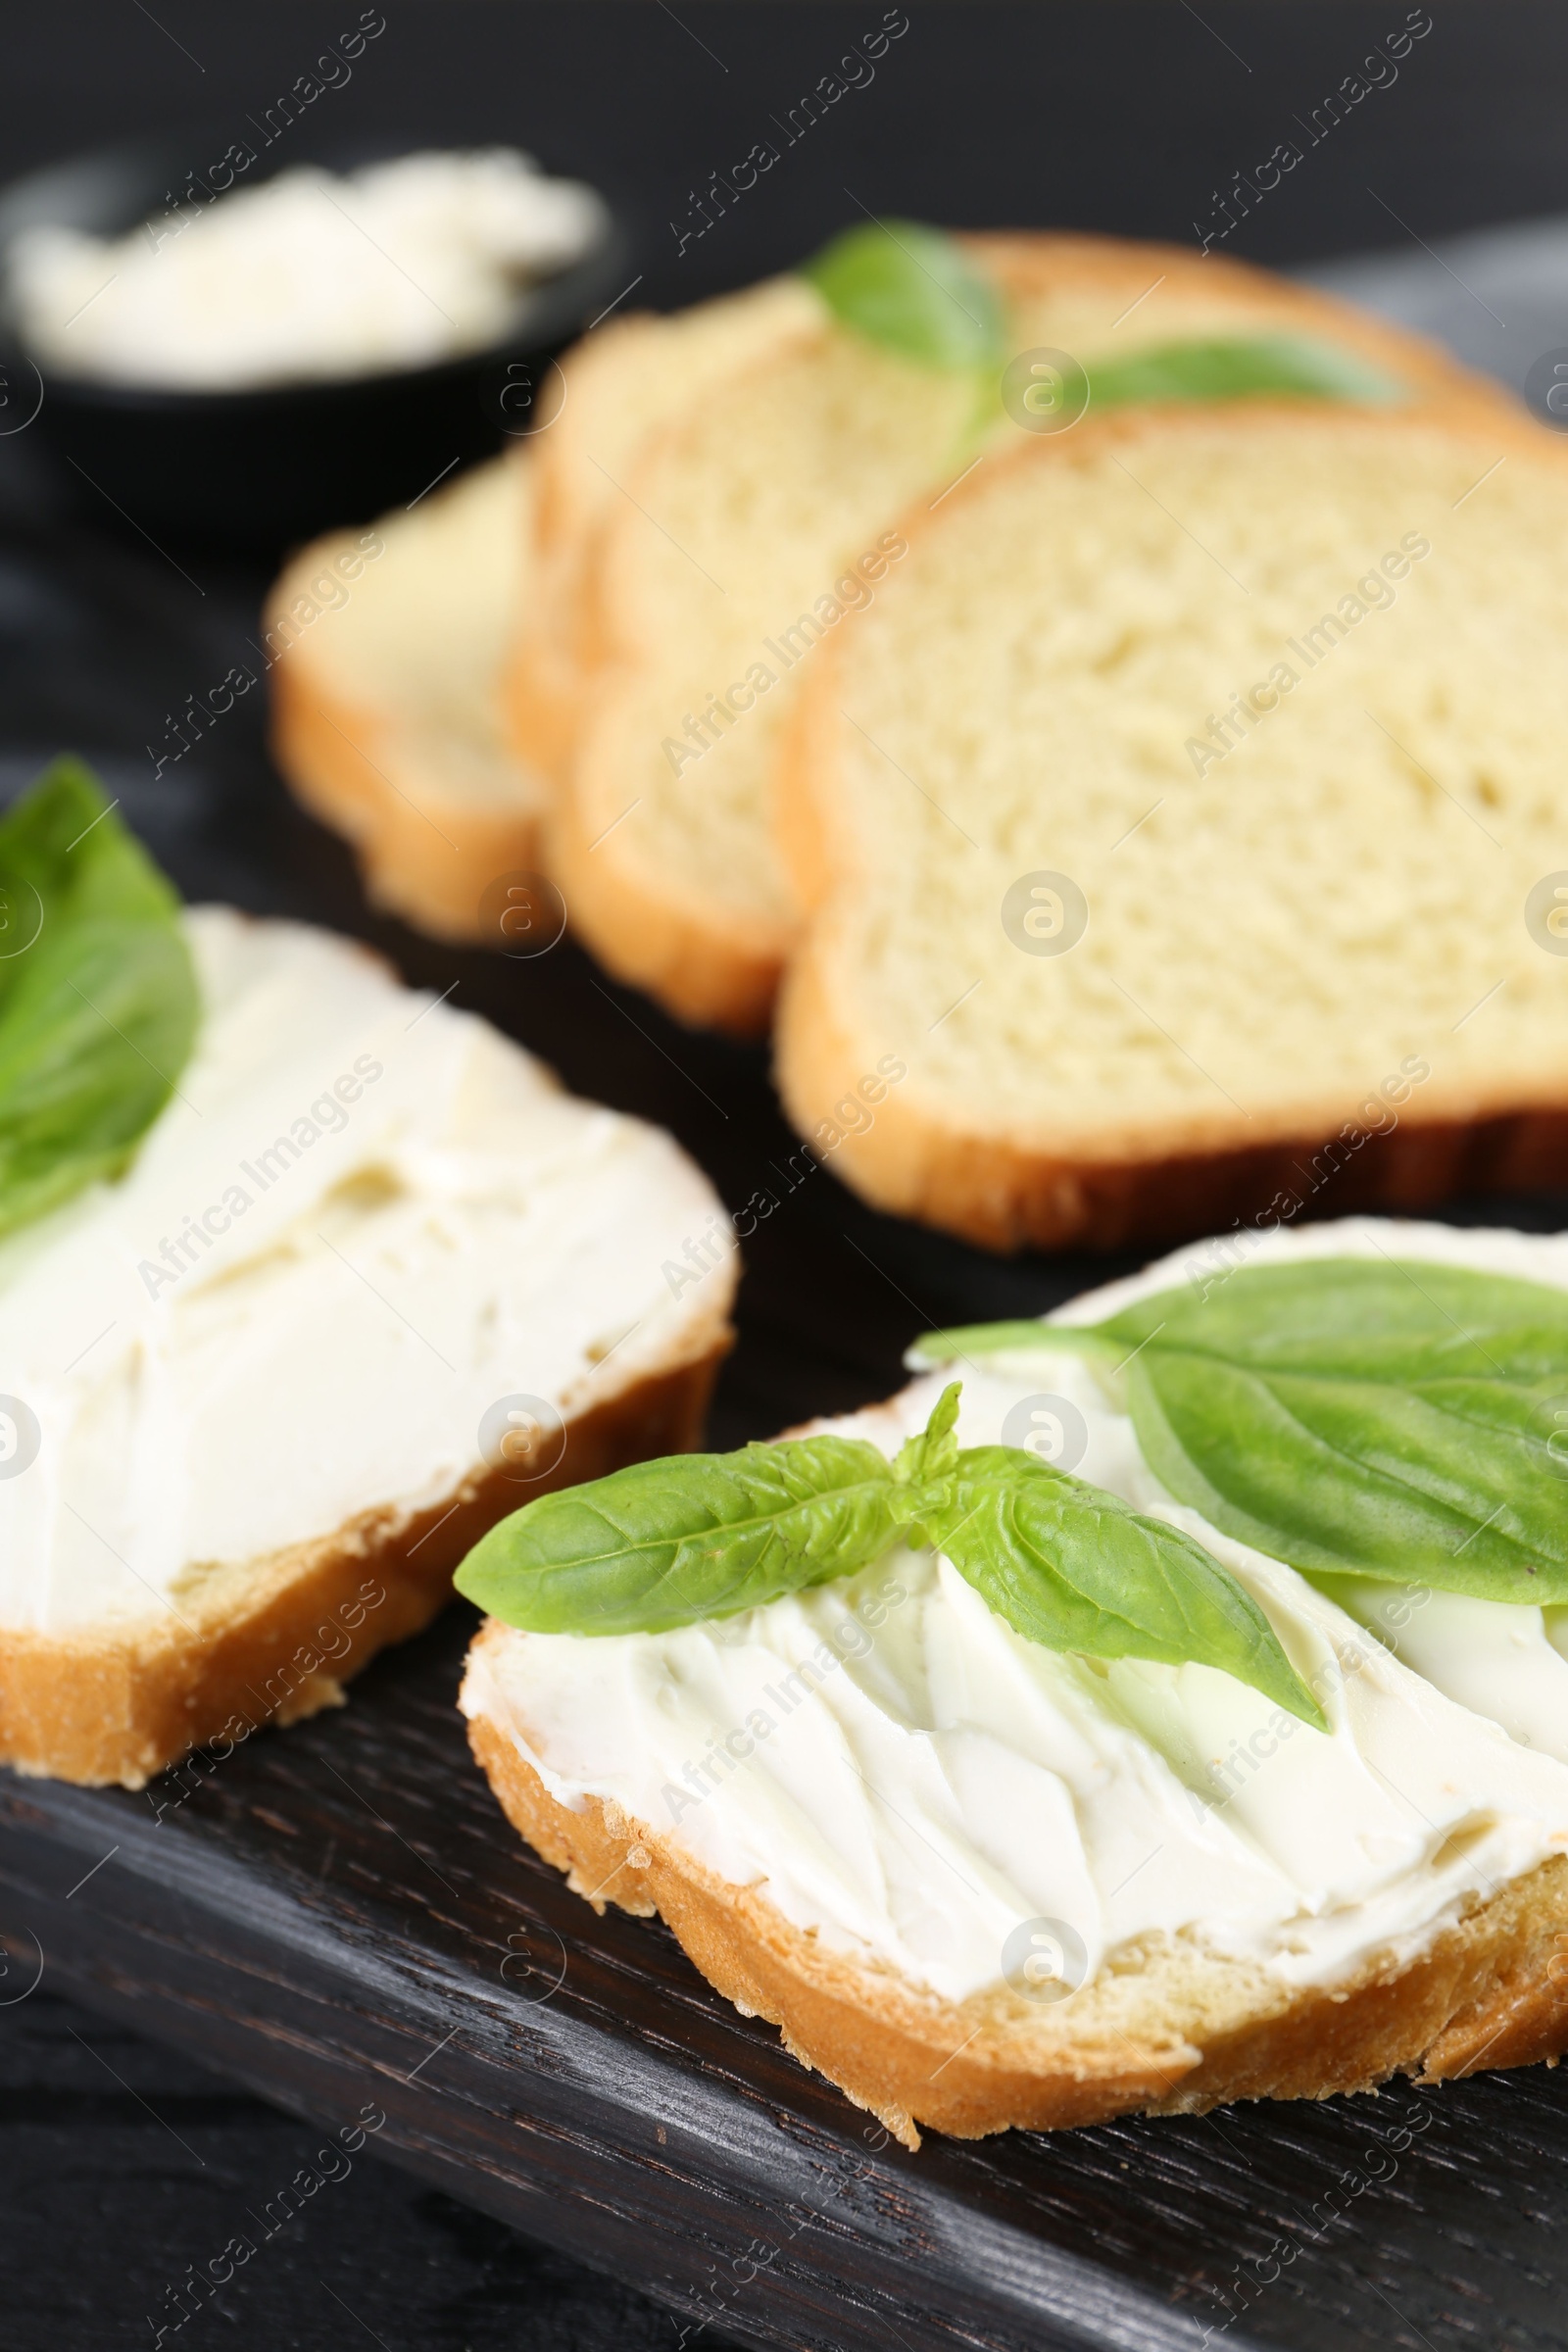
[
  {"x1": 267, "y1": 508, "x2": 557, "y2": 946},
  {"x1": 506, "y1": 282, "x2": 827, "y2": 795},
  {"x1": 503, "y1": 312, "x2": 670, "y2": 791},
  {"x1": 3, "y1": 1326, "x2": 730, "y2": 1790},
  {"x1": 776, "y1": 903, "x2": 1568, "y2": 1251},
  {"x1": 501, "y1": 630, "x2": 587, "y2": 797},
  {"x1": 776, "y1": 400, "x2": 1568, "y2": 1251},
  {"x1": 466, "y1": 1672, "x2": 1568, "y2": 2145},
  {"x1": 268, "y1": 643, "x2": 545, "y2": 945},
  {"x1": 527, "y1": 288, "x2": 829, "y2": 1033},
  {"x1": 543, "y1": 673, "x2": 795, "y2": 1036}
]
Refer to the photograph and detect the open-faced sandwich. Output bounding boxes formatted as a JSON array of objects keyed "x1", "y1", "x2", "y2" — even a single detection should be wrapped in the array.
[
  {"x1": 460, "y1": 1217, "x2": 1568, "y2": 2143},
  {"x1": 0, "y1": 761, "x2": 735, "y2": 1787}
]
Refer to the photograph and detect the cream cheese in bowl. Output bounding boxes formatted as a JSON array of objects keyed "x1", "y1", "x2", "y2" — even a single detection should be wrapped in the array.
[
  {"x1": 0, "y1": 136, "x2": 626, "y2": 541},
  {"x1": 7, "y1": 149, "x2": 608, "y2": 389}
]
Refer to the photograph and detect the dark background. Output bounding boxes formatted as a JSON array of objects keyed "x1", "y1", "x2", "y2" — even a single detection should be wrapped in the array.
[
  {"x1": 6, "y1": 0, "x2": 1568, "y2": 305},
  {"x1": 3, "y1": 7, "x2": 1568, "y2": 2348}
]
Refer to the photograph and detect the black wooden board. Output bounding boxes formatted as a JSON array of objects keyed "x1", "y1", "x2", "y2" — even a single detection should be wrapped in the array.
[{"x1": 8, "y1": 9, "x2": 1568, "y2": 2341}]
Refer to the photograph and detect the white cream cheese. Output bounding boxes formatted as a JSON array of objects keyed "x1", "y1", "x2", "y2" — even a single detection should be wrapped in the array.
[
  {"x1": 465, "y1": 1215, "x2": 1568, "y2": 2006},
  {"x1": 9, "y1": 151, "x2": 606, "y2": 389},
  {"x1": 0, "y1": 908, "x2": 732, "y2": 1634}
]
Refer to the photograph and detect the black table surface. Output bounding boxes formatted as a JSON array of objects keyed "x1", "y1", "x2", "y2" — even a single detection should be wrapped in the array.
[{"x1": 6, "y1": 8, "x2": 1568, "y2": 2349}]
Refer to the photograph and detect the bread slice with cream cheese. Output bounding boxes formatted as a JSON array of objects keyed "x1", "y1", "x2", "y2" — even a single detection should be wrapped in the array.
[
  {"x1": 269, "y1": 456, "x2": 548, "y2": 944},
  {"x1": 0, "y1": 906, "x2": 735, "y2": 1788},
  {"x1": 461, "y1": 1216, "x2": 1568, "y2": 2143}
]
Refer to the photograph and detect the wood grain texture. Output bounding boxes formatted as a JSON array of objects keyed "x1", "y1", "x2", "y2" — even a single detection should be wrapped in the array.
[{"x1": 0, "y1": 1989, "x2": 724, "y2": 2352}]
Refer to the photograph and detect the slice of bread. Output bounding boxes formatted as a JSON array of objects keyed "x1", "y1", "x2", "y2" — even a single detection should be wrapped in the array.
[
  {"x1": 460, "y1": 1224, "x2": 1568, "y2": 2143},
  {"x1": 506, "y1": 276, "x2": 826, "y2": 786},
  {"x1": 776, "y1": 400, "x2": 1568, "y2": 1250},
  {"x1": 546, "y1": 235, "x2": 1513, "y2": 1033},
  {"x1": 0, "y1": 906, "x2": 735, "y2": 1788},
  {"x1": 269, "y1": 456, "x2": 549, "y2": 944}
]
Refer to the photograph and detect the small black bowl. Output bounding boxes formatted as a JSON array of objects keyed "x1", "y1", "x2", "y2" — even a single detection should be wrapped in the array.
[{"x1": 0, "y1": 131, "x2": 632, "y2": 553}]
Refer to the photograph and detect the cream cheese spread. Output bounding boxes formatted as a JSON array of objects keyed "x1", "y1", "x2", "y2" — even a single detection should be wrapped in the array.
[
  {"x1": 0, "y1": 908, "x2": 731, "y2": 1634},
  {"x1": 465, "y1": 1216, "x2": 1568, "y2": 2005},
  {"x1": 9, "y1": 151, "x2": 606, "y2": 389}
]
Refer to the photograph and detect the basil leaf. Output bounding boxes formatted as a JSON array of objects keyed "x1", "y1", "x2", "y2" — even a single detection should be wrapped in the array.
[
  {"x1": 929, "y1": 1447, "x2": 1324, "y2": 1727},
  {"x1": 455, "y1": 1433, "x2": 905, "y2": 1635},
  {"x1": 893, "y1": 1376, "x2": 961, "y2": 1488},
  {"x1": 459, "y1": 1378, "x2": 1324, "y2": 1722},
  {"x1": 0, "y1": 759, "x2": 198, "y2": 1241},
  {"x1": 912, "y1": 1318, "x2": 1098, "y2": 1367},
  {"x1": 1085, "y1": 332, "x2": 1402, "y2": 412},
  {"x1": 1043, "y1": 1260, "x2": 1568, "y2": 1603},
  {"x1": 802, "y1": 220, "x2": 1006, "y2": 373},
  {"x1": 801, "y1": 212, "x2": 1406, "y2": 414}
]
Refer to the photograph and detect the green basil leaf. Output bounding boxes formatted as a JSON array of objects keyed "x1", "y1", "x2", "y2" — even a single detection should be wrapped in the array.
[
  {"x1": 455, "y1": 1433, "x2": 905, "y2": 1635},
  {"x1": 801, "y1": 220, "x2": 1006, "y2": 373},
  {"x1": 893, "y1": 1376, "x2": 961, "y2": 1488},
  {"x1": 911, "y1": 1318, "x2": 1102, "y2": 1368},
  {"x1": 1085, "y1": 332, "x2": 1403, "y2": 412},
  {"x1": 801, "y1": 211, "x2": 1406, "y2": 412},
  {"x1": 1045, "y1": 1260, "x2": 1568, "y2": 1603},
  {"x1": 0, "y1": 758, "x2": 198, "y2": 1241},
  {"x1": 930, "y1": 1446, "x2": 1324, "y2": 1727},
  {"x1": 457, "y1": 1375, "x2": 1323, "y2": 1721}
]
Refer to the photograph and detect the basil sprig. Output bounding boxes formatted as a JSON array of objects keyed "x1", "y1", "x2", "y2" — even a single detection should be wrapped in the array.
[
  {"x1": 0, "y1": 759, "x2": 198, "y2": 1241},
  {"x1": 801, "y1": 221, "x2": 1403, "y2": 410},
  {"x1": 918, "y1": 1260, "x2": 1568, "y2": 1606},
  {"x1": 455, "y1": 1381, "x2": 1324, "y2": 1727}
]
